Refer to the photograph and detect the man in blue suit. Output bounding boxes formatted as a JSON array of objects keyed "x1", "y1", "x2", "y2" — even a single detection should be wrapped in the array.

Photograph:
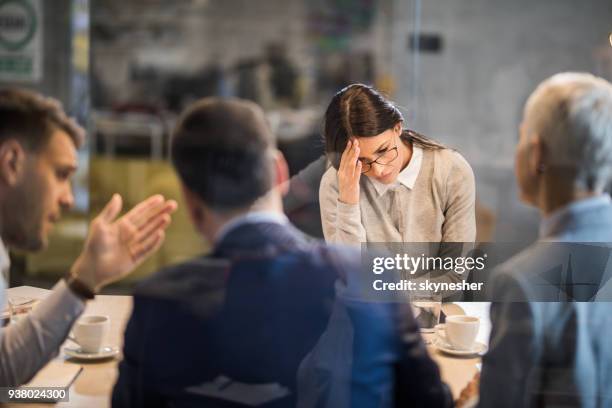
[
  {"x1": 458, "y1": 73, "x2": 612, "y2": 407},
  {"x1": 112, "y1": 98, "x2": 452, "y2": 407}
]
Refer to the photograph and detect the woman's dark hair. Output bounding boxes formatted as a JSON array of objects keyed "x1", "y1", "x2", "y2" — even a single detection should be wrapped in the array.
[{"x1": 323, "y1": 83, "x2": 444, "y2": 168}]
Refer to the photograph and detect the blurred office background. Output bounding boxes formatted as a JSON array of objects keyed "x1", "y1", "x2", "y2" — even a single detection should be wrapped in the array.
[{"x1": 2, "y1": 0, "x2": 611, "y2": 291}]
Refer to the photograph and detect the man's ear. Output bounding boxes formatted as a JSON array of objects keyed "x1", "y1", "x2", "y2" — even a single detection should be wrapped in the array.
[
  {"x1": 0, "y1": 139, "x2": 27, "y2": 187},
  {"x1": 529, "y1": 133, "x2": 546, "y2": 177},
  {"x1": 180, "y1": 184, "x2": 207, "y2": 235},
  {"x1": 273, "y1": 149, "x2": 290, "y2": 196}
]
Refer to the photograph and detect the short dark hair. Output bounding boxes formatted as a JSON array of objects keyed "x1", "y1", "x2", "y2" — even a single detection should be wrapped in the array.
[
  {"x1": 171, "y1": 98, "x2": 274, "y2": 211},
  {"x1": 0, "y1": 88, "x2": 85, "y2": 150}
]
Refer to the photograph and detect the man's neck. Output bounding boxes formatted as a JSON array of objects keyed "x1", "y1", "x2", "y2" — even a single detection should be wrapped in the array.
[
  {"x1": 538, "y1": 175, "x2": 601, "y2": 216},
  {"x1": 203, "y1": 193, "x2": 284, "y2": 244}
]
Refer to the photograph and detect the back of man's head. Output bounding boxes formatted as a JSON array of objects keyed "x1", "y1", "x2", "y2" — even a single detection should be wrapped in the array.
[
  {"x1": 171, "y1": 98, "x2": 275, "y2": 212},
  {"x1": 524, "y1": 72, "x2": 612, "y2": 191},
  {"x1": 0, "y1": 88, "x2": 84, "y2": 151}
]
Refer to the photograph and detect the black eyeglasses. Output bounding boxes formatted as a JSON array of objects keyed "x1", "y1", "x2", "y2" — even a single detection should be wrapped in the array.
[{"x1": 359, "y1": 143, "x2": 399, "y2": 174}]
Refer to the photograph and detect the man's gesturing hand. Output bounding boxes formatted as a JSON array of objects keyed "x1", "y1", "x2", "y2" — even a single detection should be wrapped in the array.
[
  {"x1": 71, "y1": 194, "x2": 178, "y2": 292},
  {"x1": 338, "y1": 138, "x2": 362, "y2": 205}
]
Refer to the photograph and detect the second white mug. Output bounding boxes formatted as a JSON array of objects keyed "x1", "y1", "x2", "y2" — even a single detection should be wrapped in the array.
[
  {"x1": 444, "y1": 315, "x2": 479, "y2": 350},
  {"x1": 71, "y1": 315, "x2": 110, "y2": 353}
]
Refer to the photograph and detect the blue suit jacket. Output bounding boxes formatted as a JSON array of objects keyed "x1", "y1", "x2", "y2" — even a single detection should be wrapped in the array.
[
  {"x1": 112, "y1": 221, "x2": 451, "y2": 408},
  {"x1": 479, "y1": 197, "x2": 612, "y2": 407}
]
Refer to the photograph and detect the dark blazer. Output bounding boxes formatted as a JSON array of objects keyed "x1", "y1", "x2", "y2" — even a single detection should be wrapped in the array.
[{"x1": 112, "y1": 220, "x2": 451, "y2": 408}]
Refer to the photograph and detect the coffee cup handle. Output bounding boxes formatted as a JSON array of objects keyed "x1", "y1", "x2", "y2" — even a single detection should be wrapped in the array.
[{"x1": 67, "y1": 334, "x2": 81, "y2": 347}]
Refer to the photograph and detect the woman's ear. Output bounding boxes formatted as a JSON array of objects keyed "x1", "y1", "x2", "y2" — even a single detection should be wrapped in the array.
[
  {"x1": 394, "y1": 122, "x2": 403, "y2": 135},
  {"x1": 0, "y1": 139, "x2": 26, "y2": 187}
]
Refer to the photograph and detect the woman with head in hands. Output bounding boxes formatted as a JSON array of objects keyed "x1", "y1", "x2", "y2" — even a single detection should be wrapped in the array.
[
  {"x1": 319, "y1": 84, "x2": 476, "y2": 295},
  {"x1": 320, "y1": 83, "x2": 476, "y2": 245}
]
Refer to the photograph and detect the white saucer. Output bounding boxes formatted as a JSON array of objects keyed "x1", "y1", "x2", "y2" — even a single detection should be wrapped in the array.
[
  {"x1": 433, "y1": 337, "x2": 488, "y2": 357},
  {"x1": 64, "y1": 346, "x2": 119, "y2": 360}
]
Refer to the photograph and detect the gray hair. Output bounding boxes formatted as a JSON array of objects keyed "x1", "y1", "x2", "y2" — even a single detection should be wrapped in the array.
[{"x1": 523, "y1": 72, "x2": 612, "y2": 191}]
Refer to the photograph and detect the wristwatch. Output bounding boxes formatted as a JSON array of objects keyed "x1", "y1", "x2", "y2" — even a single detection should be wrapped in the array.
[{"x1": 64, "y1": 273, "x2": 95, "y2": 300}]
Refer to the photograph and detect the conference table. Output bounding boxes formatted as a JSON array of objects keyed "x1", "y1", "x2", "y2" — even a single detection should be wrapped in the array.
[{"x1": 6, "y1": 286, "x2": 490, "y2": 407}]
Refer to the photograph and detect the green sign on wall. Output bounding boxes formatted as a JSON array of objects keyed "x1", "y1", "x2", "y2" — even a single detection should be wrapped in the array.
[{"x1": 0, "y1": 0, "x2": 42, "y2": 82}]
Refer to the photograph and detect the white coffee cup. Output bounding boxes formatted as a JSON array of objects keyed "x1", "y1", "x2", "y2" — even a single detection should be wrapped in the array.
[
  {"x1": 444, "y1": 315, "x2": 479, "y2": 350},
  {"x1": 71, "y1": 315, "x2": 110, "y2": 353}
]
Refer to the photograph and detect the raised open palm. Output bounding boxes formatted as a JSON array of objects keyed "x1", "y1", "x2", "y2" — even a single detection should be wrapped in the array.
[{"x1": 71, "y1": 194, "x2": 177, "y2": 292}]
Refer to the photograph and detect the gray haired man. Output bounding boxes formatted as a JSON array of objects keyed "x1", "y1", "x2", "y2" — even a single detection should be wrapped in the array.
[{"x1": 458, "y1": 72, "x2": 612, "y2": 407}]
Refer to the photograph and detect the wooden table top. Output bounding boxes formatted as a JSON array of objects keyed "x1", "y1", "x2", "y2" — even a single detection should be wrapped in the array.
[{"x1": 6, "y1": 286, "x2": 489, "y2": 407}]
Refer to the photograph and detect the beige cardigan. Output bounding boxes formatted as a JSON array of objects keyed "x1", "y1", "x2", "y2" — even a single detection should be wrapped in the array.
[{"x1": 320, "y1": 147, "x2": 475, "y2": 244}]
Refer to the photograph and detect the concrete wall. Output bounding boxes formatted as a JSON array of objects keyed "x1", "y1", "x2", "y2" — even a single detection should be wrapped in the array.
[{"x1": 389, "y1": 0, "x2": 612, "y2": 242}]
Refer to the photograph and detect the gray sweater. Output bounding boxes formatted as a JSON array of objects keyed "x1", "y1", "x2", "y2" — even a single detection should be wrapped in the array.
[{"x1": 319, "y1": 147, "x2": 476, "y2": 296}]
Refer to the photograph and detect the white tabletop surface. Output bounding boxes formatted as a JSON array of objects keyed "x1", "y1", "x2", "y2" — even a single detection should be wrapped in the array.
[{"x1": 6, "y1": 286, "x2": 133, "y2": 408}]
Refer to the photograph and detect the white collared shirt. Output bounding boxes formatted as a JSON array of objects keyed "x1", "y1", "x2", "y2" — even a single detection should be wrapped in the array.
[
  {"x1": 214, "y1": 211, "x2": 289, "y2": 244},
  {"x1": 0, "y1": 236, "x2": 85, "y2": 386},
  {"x1": 0, "y1": 238, "x2": 10, "y2": 282},
  {"x1": 368, "y1": 145, "x2": 424, "y2": 197},
  {"x1": 539, "y1": 194, "x2": 612, "y2": 238}
]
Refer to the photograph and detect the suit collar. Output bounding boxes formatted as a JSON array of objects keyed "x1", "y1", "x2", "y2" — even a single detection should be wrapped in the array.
[{"x1": 213, "y1": 219, "x2": 307, "y2": 258}]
